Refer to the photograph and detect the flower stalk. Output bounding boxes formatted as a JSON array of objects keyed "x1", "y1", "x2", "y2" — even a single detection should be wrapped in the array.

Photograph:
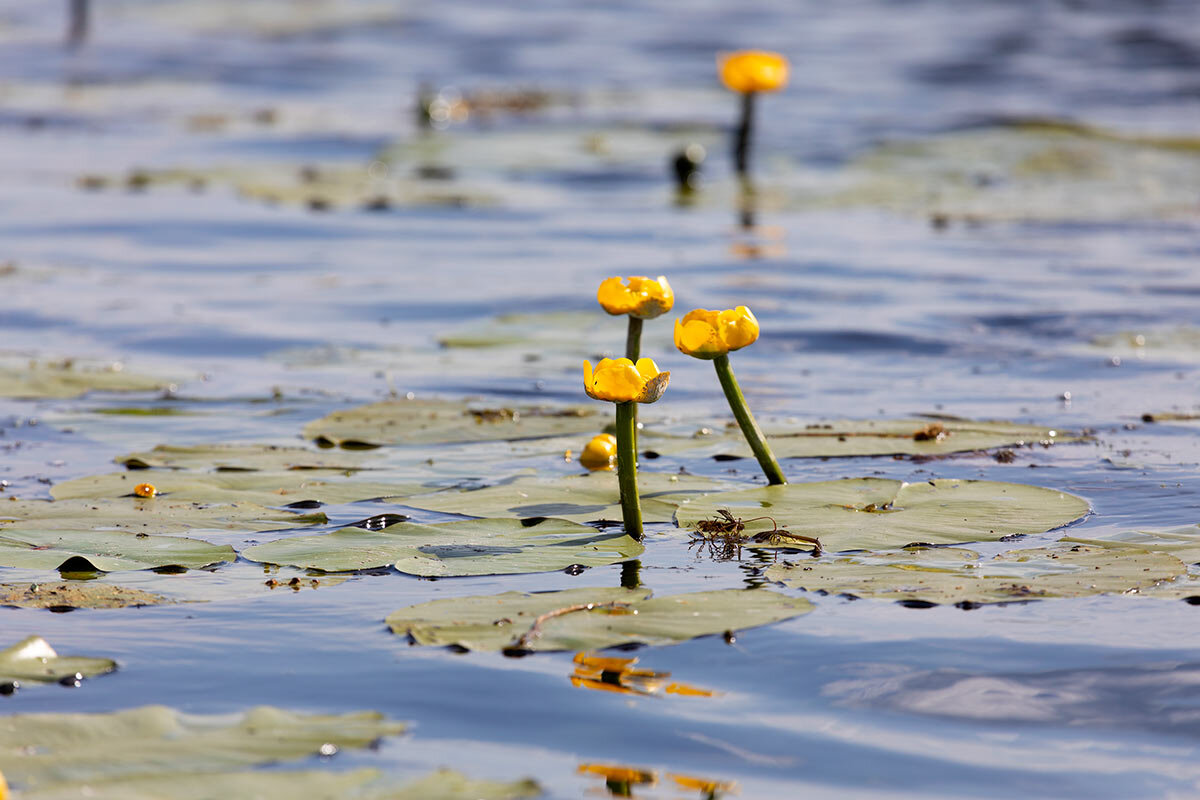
[
  {"x1": 712, "y1": 354, "x2": 786, "y2": 485},
  {"x1": 614, "y1": 401, "x2": 643, "y2": 539},
  {"x1": 625, "y1": 316, "x2": 643, "y2": 361},
  {"x1": 733, "y1": 91, "x2": 755, "y2": 178}
]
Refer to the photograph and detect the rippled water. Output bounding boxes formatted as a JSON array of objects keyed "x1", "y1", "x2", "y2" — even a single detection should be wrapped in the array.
[{"x1": 1, "y1": 1, "x2": 1199, "y2": 797}]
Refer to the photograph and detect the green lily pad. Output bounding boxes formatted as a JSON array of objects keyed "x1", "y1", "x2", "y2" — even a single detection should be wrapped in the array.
[
  {"x1": 0, "y1": 705, "x2": 406, "y2": 792},
  {"x1": 116, "y1": 443, "x2": 378, "y2": 471},
  {"x1": 675, "y1": 478, "x2": 1089, "y2": 551},
  {"x1": 764, "y1": 541, "x2": 1188, "y2": 605},
  {"x1": 0, "y1": 636, "x2": 116, "y2": 684},
  {"x1": 400, "y1": 472, "x2": 729, "y2": 524},
  {"x1": 1062, "y1": 525, "x2": 1200, "y2": 565},
  {"x1": 386, "y1": 587, "x2": 813, "y2": 652},
  {"x1": 644, "y1": 418, "x2": 1074, "y2": 460},
  {"x1": 2, "y1": 497, "x2": 327, "y2": 533},
  {"x1": 0, "y1": 581, "x2": 171, "y2": 609},
  {"x1": 50, "y1": 471, "x2": 411, "y2": 507},
  {"x1": 0, "y1": 527, "x2": 235, "y2": 571},
  {"x1": 244, "y1": 517, "x2": 643, "y2": 576},
  {"x1": 0, "y1": 359, "x2": 169, "y2": 399},
  {"x1": 303, "y1": 399, "x2": 602, "y2": 447}
]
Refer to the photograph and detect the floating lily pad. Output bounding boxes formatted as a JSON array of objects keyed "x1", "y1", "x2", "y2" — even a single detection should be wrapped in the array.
[
  {"x1": 1062, "y1": 525, "x2": 1200, "y2": 565},
  {"x1": 1092, "y1": 328, "x2": 1200, "y2": 362},
  {"x1": 0, "y1": 636, "x2": 116, "y2": 684},
  {"x1": 303, "y1": 399, "x2": 601, "y2": 447},
  {"x1": 646, "y1": 418, "x2": 1074, "y2": 460},
  {"x1": 116, "y1": 443, "x2": 378, "y2": 471},
  {"x1": 386, "y1": 587, "x2": 812, "y2": 652},
  {"x1": 0, "y1": 359, "x2": 169, "y2": 399},
  {"x1": 50, "y1": 471, "x2": 411, "y2": 508},
  {"x1": 0, "y1": 705, "x2": 406, "y2": 793},
  {"x1": 0, "y1": 582, "x2": 170, "y2": 610},
  {"x1": 764, "y1": 542, "x2": 1188, "y2": 605},
  {"x1": 676, "y1": 478, "x2": 1089, "y2": 551},
  {"x1": 0, "y1": 527, "x2": 235, "y2": 572},
  {"x1": 2, "y1": 498, "x2": 327, "y2": 533},
  {"x1": 400, "y1": 472, "x2": 728, "y2": 524},
  {"x1": 244, "y1": 517, "x2": 643, "y2": 576}
]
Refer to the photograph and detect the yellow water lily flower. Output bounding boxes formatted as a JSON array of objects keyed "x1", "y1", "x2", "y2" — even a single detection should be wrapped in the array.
[
  {"x1": 133, "y1": 482, "x2": 157, "y2": 498},
  {"x1": 579, "y1": 433, "x2": 618, "y2": 471},
  {"x1": 673, "y1": 306, "x2": 760, "y2": 359},
  {"x1": 718, "y1": 50, "x2": 789, "y2": 94},
  {"x1": 583, "y1": 358, "x2": 670, "y2": 404},
  {"x1": 596, "y1": 275, "x2": 674, "y2": 319}
]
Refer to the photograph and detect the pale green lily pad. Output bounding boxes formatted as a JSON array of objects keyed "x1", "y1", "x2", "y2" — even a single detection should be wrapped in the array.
[
  {"x1": 0, "y1": 359, "x2": 169, "y2": 399},
  {"x1": 244, "y1": 517, "x2": 643, "y2": 576},
  {"x1": 0, "y1": 581, "x2": 171, "y2": 609},
  {"x1": 1091, "y1": 328, "x2": 1200, "y2": 362},
  {"x1": 1, "y1": 497, "x2": 327, "y2": 533},
  {"x1": 386, "y1": 587, "x2": 813, "y2": 652},
  {"x1": 0, "y1": 636, "x2": 116, "y2": 684},
  {"x1": 399, "y1": 472, "x2": 729, "y2": 524},
  {"x1": 764, "y1": 541, "x2": 1188, "y2": 604},
  {"x1": 0, "y1": 527, "x2": 235, "y2": 571},
  {"x1": 439, "y1": 311, "x2": 610, "y2": 350},
  {"x1": 303, "y1": 399, "x2": 602, "y2": 447},
  {"x1": 644, "y1": 418, "x2": 1074, "y2": 460},
  {"x1": 116, "y1": 443, "x2": 378, "y2": 471},
  {"x1": 0, "y1": 705, "x2": 406, "y2": 792},
  {"x1": 675, "y1": 478, "x2": 1089, "y2": 551},
  {"x1": 50, "y1": 471, "x2": 412, "y2": 507},
  {"x1": 1062, "y1": 525, "x2": 1200, "y2": 565}
]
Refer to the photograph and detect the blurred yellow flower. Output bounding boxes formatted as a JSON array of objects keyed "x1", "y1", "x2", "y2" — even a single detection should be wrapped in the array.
[
  {"x1": 718, "y1": 50, "x2": 789, "y2": 94},
  {"x1": 133, "y1": 482, "x2": 157, "y2": 498},
  {"x1": 596, "y1": 275, "x2": 674, "y2": 319},
  {"x1": 579, "y1": 433, "x2": 618, "y2": 471},
  {"x1": 583, "y1": 358, "x2": 670, "y2": 404},
  {"x1": 674, "y1": 306, "x2": 760, "y2": 359}
]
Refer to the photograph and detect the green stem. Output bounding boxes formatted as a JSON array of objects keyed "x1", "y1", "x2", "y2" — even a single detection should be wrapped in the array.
[
  {"x1": 625, "y1": 316, "x2": 642, "y2": 450},
  {"x1": 733, "y1": 91, "x2": 756, "y2": 177},
  {"x1": 713, "y1": 354, "x2": 786, "y2": 485},
  {"x1": 615, "y1": 401, "x2": 643, "y2": 540}
]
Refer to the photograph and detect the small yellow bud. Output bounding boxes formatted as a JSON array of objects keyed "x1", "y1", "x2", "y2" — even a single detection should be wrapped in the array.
[
  {"x1": 596, "y1": 275, "x2": 674, "y2": 319},
  {"x1": 718, "y1": 50, "x2": 789, "y2": 94},
  {"x1": 583, "y1": 358, "x2": 670, "y2": 404},
  {"x1": 673, "y1": 306, "x2": 760, "y2": 359},
  {"x1": 133, "y1": 482, "x2": 157, "y2": 498},
  {"x1": 579, "y1": 434, "x2": 618, "y2": 471}
]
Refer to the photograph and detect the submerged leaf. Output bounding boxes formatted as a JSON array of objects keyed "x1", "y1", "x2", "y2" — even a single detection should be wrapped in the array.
[
  {"x1": 676, "y1": 478, "x2": 1089, "y2": 551},
  {"x1": 0, "y1": 582, "x2": 170, "y2": 610},
  {"x1": 0, "y1": 636, "x2": 116, "y2": 684},
  {"x1": 386, "y1": 587, "x2": 812, "y2": 652},
  {"x1": 0, "y1": 359, "x2": 169, "y2": 399},
  {"x1": 116, "y1": 443, "x2": 378, "y2": 471},
  {"x1": 243, "y1": 517, "x2": 643, "y2": 576}
]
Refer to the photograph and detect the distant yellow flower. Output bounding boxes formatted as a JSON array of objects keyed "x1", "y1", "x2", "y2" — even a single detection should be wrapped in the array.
[
  {"x1": 579, "y1": 433, "x2": 618, "y2": 471},
  {"x1": 583, "y1": 358, "x2": 670, "y2": 404},
  {"x1": 0, "y1": 768, "x2": 7, "y2": 800},
  {"x1": 718, "y1": 51, "x2": 789, "y2": 94},
  {"x1": 674, "y1": 306, "x2": 759, "y2": 359},
  {"x1": 133, "y1": 482, "x2": 157, "y2": 498},
  {"x1": 596, "y1": 276, "x2": 674, "y2": 319}
]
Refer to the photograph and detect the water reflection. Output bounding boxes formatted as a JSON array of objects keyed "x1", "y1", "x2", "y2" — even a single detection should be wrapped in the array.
[
  {"x1": 577, "y1": 763, "x2": 736, "y2": 799},
  {"x1": 570, "y1": 652, "x2": 717, "y2": 699}
]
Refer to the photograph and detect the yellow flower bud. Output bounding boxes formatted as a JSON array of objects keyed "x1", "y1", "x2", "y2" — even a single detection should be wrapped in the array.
[
  {"x1": 579, "y1": 433, "x2": 618, "y2": 471},
  {"x1": 0, "y1": 768, "x2": 7, "y2": 800},
  {"x1": 673, "y1": 306, "x2": 760, "y2": 359},
  {"x1": 596, "y1": 275, "x2": 674, "y2": 320},
  {"x1": 583, "y1": 358, "x2": 670, "y2": 404},
  {"x1": 133, "y1": 482, "x2": 157, "y2": 498},
  {"x1": 718, "y1": 50, "x2": 789, "y2": 94}
]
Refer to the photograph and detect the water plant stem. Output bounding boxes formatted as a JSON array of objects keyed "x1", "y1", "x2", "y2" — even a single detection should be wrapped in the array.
[
  {"x1": 625, "y1": 316, "x2": 642, "y2": 448},
  {"x1": 713, "y1": 354, "x2": 786, "y2": 485},
  {"x1": 615, "y1": 401, "x2": 643, "y2": 540},
  {"x1": 733, "y1": 91, "x2": 756, "y2": 177}
]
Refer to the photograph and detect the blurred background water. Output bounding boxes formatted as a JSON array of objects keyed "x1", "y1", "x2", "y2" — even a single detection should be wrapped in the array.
[{"x1": 0, "y1": 1, "x2": 1199, "y2": 797}]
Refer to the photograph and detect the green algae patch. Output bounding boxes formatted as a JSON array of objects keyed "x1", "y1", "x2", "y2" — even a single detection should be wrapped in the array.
[
  {"x1": 116, "y1": 443, "x2": 379, "y2": 471},
  {"x1": 676, "y1": 478, "x2": 1089, "y2": 551},
  {"x1": 0, "y1": 582, "x2": 170, "y2": 610},
  {"x1": 400, "y1": 471, "x2": 730, "y2": 524},
  {"x1": 387, "y1": 587, "x2": 812, "y2": 652},
  {"x1": 2, "y1": 497, "x2": 326, "y2": 534},
  {"x1": 0, "y1": 359, "x2": 170, "y2": 399},
  {"x1": 303, "y1": 398, "x2": 602, "y2": 447},
  {"x1": 0, "y1": 636, "x2": 116, "y2": 684},
  {"x1": 764, "y1": 541, "x2": 1189, "y2": 605},
  {"x1": 244, "y1": 517, "x2": 643, "y2": 576}
]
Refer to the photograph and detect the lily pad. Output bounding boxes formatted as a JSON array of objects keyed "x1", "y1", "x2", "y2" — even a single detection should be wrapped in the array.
[
  {"x1": 675, "y1": 478, "x2": 1089, "y2": 551},
  {"x1": 0, "y1": 527, "x2": 235, "y2": 571},
  {"x1": 764, "y1": 542, "x2": 1188, "y2": 605},
  {"x1": 386, "y1": 587, "x2": 812, "y2": 652},
  {"x1": 2, "y1": 498, "x2": 327, "y2": 534},
  {"x1": 400, "y1": 472, "x2": 729, "y2": 524},
  {"x1": 303, "y1": 399, "x2": 602, "y2": 447},
  {"x1": 0, "y1": 582, "x2": 171, "y2": 609},
  {"x1": 0, "y1": 636, "x2": 116, "y2": 684},
  {"x1": 243, "y1": 517, "x2": 643, "y2": 576},
  {"x1": 0, "y1": 359, "x2": 169, "y2": 399},
  {"x1": 116, "y1": 443, "x2": 378, "y2": 471},
  {"x1": 1062, "y1": 525, "x2": 1200, "y2": 565},
  {"x1": 50, "y1": 471, "x2": 411, "y2": 508},
  {"x1": 0, "y1": 705, "x2": 406, "y2": 792}
]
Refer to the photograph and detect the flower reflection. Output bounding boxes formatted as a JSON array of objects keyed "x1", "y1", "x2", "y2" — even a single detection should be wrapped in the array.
[
  {"x1": 577, "y1": 761, "x2": 737, "y2": 798},
  {"x1": 570, "y1": 653, "x2": 717, "y2": 698}
]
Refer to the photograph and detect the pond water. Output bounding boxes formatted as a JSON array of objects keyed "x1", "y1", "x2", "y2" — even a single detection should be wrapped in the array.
[{"x1": 1, "y1": 1, "x2": 1199, "y2": 797}]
